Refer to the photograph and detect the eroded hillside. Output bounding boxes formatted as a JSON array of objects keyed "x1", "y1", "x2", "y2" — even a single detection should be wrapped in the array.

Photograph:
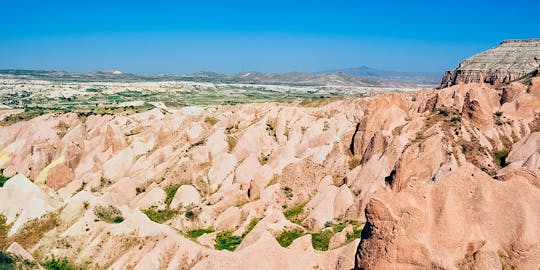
[{"x1": 0, "y1": 78, "x2": 539, "y2": 269}]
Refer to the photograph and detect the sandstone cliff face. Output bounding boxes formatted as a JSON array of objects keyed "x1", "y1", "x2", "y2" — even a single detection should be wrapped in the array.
[
  {"x1": 356, "y1": 78, "x2": 540, "y2": 269},
  {"x1": 441, "y1": 39, "x2": 540, "y2": 87}
]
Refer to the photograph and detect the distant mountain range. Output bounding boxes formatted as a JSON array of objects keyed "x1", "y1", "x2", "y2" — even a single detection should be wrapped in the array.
[
  {"x1": 321, "y1": 66, "x2": 442, "y2": 85},
  {"x1": 0, "y1": 67, "x2": 440, "y2": 87}
]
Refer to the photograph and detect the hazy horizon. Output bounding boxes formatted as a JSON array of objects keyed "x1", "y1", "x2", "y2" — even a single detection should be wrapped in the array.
[{"x1": 2, "y1": 0, "x2": 539, "y2": 74}]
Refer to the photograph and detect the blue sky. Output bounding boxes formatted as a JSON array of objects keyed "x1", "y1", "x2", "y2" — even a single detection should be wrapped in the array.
[{"x1": 1, "y1": 0, "x2": 539, "y2": 74}]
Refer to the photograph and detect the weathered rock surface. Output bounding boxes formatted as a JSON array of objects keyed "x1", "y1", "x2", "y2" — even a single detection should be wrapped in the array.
[
  {"x1": 441, "y1": 39, "x2": 540, "y2": 87},
  {"x1": 0, "y1": 77, "x2": 539, "y2": 269}
]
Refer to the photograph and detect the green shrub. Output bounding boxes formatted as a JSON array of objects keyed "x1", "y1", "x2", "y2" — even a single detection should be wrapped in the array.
[
  {"x1": 332, "y1": 220, "x2": 360, "y2": 233},
  {"x1": 42, "y1": 256, "x2": 78, "y2": 270},
  {"x1": 493, "y1": 150, "x2": 509, "y2": 168},
  {"x1": 311, "y1": 230, "x2": 334, "y2": 251},
  {"x1": 143, "y1": 208, "x2": 178, "y2": 223},
  {"x1": 450, "y1": 116, "x2": 461, "y2": 123},
  {"x1": 94, "y1": 205, "x2": 124, "y2": 223},
  {"x1": 437, "y1": 108, "x2": 449, "y2": 117},
  {"x1": 346, "y1": 228, "x2": 362, "y2": 243},
  {"x1": 495, "y1": 111, "x2": 503, "y2": 117},
  {"x1": 0, "y1": 252, "x2": 15, "y2": 270},
  {"x1": 276, "y1": 229, "x2": 305, "y2": 247},
  {"x1": 215, "y1": 231, "x2": 242, "y2": 251},
  {"x1": 184, "y1": 209, "x2": 195, "y2": 220},
  {"x1": 0, "y1": 169, "x2": 10, "y2": 188},
  {"x1": 187, "y1": 228, "x2": 215, "y2": 239},
  {"x1": 164, "y1": 184, "x2": 180, "y2": 207}
]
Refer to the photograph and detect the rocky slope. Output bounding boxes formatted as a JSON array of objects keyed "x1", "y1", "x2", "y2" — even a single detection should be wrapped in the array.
[
  {"x1": 440, "y1": 39, "x2": 540, "y2": 88},
  {"x1": 0, "y1": 76, "x2": 539, "y2": 269}
]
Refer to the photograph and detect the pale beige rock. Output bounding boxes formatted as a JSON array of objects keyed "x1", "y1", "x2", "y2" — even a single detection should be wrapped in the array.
[
  {"x1": 0, "y1": 174, "x2": 61, "y2": 235},
  {"x1": 208, "y1": 152, "x2": 237, "y2": 192},
  {"x1": 169, "y1": 185, "x2": 201, "y2": 209},
  {"x1": 131, "y1": 186, "x2": 166, "y2": 210},
  {"x1": 215, "y1": 206, "x2": 241, "y2": 231},
  {"x1": 6, "y1": 242, "x2": 40, "y2": 264}
]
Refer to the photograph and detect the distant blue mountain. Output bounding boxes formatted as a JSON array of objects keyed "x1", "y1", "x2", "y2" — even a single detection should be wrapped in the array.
[{"x1": 321, "y1": 66, "x2": 442, "y2": 85}]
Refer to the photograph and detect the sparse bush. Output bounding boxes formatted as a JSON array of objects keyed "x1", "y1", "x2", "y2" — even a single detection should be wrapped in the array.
[
  {"x1": 215, "y1": 231, "x2": 242, "y2": 251},
  {"x1": 438, "y1": 108, "x2": 449, "y2": 117},
  {"x1": 43, "y1": 256, "x2": 78, "y2": 270},
  {"x1": 94, "y1": 205, "x2": 124, "y2": 223},
  {"x1": 348, "y1": 156, "x2": 360, "y2": 170},
  {"x1": 332, "y1": 220, "x2": 360, "y2": 233},
  {"x1": 0, "y1": 169, "x2": 10, "y2": 187},
  {"x1": 184, "y1": 209, "x2": 195, "y2": 220},
  {"x1": 0, "y1": 214, "x2": 8, "y2": 249},
  {"x1": 346, "y1": 228, "x2": 362, "y2": 243},
  {"x1": 244, "y1": 219, "x2": 260, "y2": 236},
  {"x1": 283, "y1": 186, "x2": 293, "y2": 199},
  {"x1": 495, "y1": 111, "x2": 503, "y2": 117},
  {"x1": 204, "y1": 117, "x2": 218, "y2": 126},
  {"x1": 187, "y1": 228, "x2": 215, "y2": 239},
  {"x1": 311, "y1": 230, "x2": 334, "y2": 251},
  {"x1": 259, "y1": 153, "x2": 269, "y2": 165},
  {"x1": 276, "y1": 229, "x2": 305, "y2": 247},
  {"x1": 324, "y1": 221, "x2": 333, "y2": 228},
  {"x1": 283, "y1": 203, "x2": 305, "y2": 224},
  {"x1": 226, "y1": 136, "x2": 238, "y2": 152},
  {"x1": 495, "y1": 119, "x2": 503, "y2": 126},
  {"x1": 451, "y1": 116, "x2": 461, "y2": 123},
  {"x1": 9, "y1": 213, "x2": 58, "y2": 249},
  {"x1": 190, "y1": 140, "x2": 205, "y2": 148},
  {"x1": 493, "y1": 150, "x2": 509, "y2": 168}
]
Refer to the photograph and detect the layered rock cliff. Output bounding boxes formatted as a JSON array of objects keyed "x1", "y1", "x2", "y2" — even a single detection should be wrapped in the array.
[{"x1": 440, "y1": 39, "x2": 540, "y2": 87}]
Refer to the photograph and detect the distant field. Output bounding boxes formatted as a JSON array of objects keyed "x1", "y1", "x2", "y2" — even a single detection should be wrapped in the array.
[{"x1": 0, "y1": 78, "x2": 389, "y2": 125}]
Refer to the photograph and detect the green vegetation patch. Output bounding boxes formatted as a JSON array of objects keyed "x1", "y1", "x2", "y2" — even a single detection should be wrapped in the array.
[
  {"x1": 244, "y1": 219, "x2": 260, "y2": 236},
  {"x1": 164, "y1": 184, "x2": 181, "y2": 207},
  {"x1": 331, "y1": 219, "x2": 360, "y2": 233},
  {"x1": 0, "y1": 110, "x2": 45, "y2": 126},
  {"x1": 43, "y1": 256, "x2": 80, "y2": 270},
  {"x1": 0, "y1": 251, "x2": 16, "y2": 270},
  {"x1": 311, "y1": 230, "x2": 334, "y2": 251},
  {"x1": 276, "y1": 229, "x2": 305, "y2": 247},
  {"x1": 94, "y1": 205, "x2": 124, "y2": 223},
  {"x1": 215, "y1": 231, "x2": 243, "y2": 251},
  {"x1": 187, "y1": 228, "x2": 215, "y2": 239},
  {"x1": 283, "y1": 203, "x2": 306, "y2": 224},
  {"x1": 142, "y1": 208, "x2": 178, "y2": 224},
  {"x1": 346, "y1": 228, "x2": 362, "y2": 244}
]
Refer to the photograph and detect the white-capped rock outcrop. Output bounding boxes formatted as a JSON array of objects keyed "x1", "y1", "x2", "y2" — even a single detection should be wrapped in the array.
[{"x1": 441, "y1": 39, "x2": 540, "y2": 87}]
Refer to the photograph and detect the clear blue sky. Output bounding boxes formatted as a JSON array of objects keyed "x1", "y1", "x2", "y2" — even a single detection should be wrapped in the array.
[{"x1": 1, "y1": 0, "x2": 539, "y2": 74}]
